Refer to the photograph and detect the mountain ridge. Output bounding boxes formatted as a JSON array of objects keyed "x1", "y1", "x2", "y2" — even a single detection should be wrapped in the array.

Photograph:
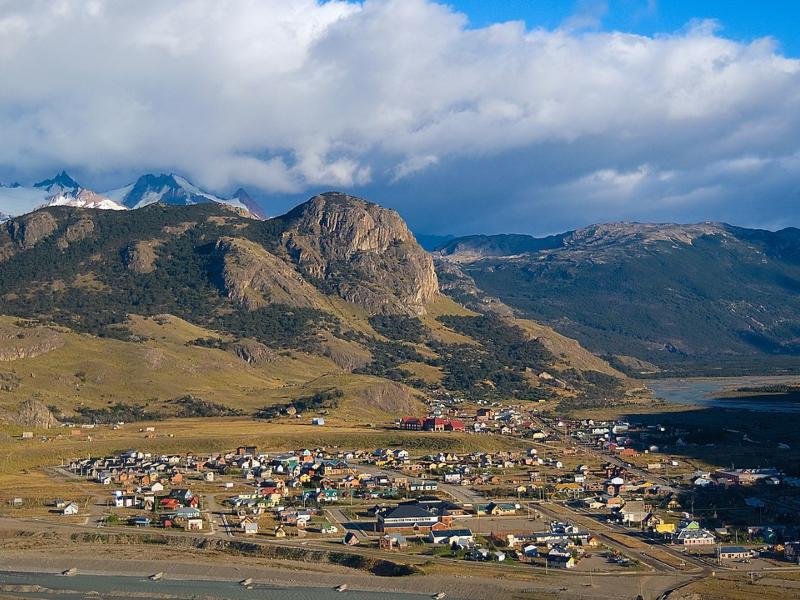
[
  {"x1": 438, "y1": 222, "x2": 800, "y2": 376},
  {"x1": 0, "y1": 171, "x2": 265, "y2": 221}
]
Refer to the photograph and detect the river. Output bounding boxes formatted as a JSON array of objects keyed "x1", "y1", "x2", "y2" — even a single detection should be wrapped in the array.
[{"x1": 647, "y1": 375, "x2": 800, "y2": 413}]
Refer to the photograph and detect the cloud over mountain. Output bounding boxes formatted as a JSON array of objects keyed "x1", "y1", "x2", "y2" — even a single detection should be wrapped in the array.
[{"x1": 1, "y1": 0, "x2": 799, "y2": 232}]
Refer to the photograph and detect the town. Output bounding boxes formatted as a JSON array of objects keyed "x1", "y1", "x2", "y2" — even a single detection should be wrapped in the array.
[{"x1": 29, "y1": 408, "x2": 797, "y2": 578}]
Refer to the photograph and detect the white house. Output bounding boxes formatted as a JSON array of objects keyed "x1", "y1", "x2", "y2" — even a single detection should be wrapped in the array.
[{"x1": 677, "y1": 524, "x2": 715, "y2": 547}]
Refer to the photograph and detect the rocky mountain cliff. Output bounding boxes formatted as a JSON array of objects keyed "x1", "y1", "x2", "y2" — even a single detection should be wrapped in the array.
[
  {"x1": 438, "y1": 223, "x2": 800, "y2": 376},
  {"x1": 276, "y1": 192, "x2": 438, "y2": 315}
]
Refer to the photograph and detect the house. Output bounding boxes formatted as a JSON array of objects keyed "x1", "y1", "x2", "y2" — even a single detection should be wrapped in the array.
[
  {"x1": 424, "y1": 418, "x2": 446, "y2": 432},
  {"x1": 62, "y1": 502, "x2": 79, "y2": 516},
  {"x1": 522, "y1": 544, "x2": 539, "y2": 558},
  {"x1": 380, "y1": 534, "x2": 408, "y2": 551},
  {"x1": 547, "y1": 545, "x2": 575, "y2": 569},
  {"x1": 481, "y1": 502, "x2": 516, "y2": 516},
  {"x1": 676, "y1": 524, "x2": 715, "y2": 547},
  {"x1": 173, "y1": 506, "x2": 201, "y2": 520},
  {"x1": 467, "y1": 547, "x2": 491, "y2": 561},
  {"x1": 377, "y1": 504, "x2": 439, "y2": 534},
  {"x1": 236, "y1": 446, "x2": 258, "y2": 457},
  {"x1": 169, "y1": 488, "x2": 194, "y2": 504},
  {"x1": 718, "y1": 546, "x2": 752, "y2": 561},
  {"x1": 428, "y1": 528, "x2": 474, "y2": 545},
  {"x1": 654, "y1": 521, "x2": 677, "y2": 535},
  {"x1": 343, "y1": 531, "x2": 360, "y2": 545},
  {"x1": 409, "y1": 479, "x2": 438, "y2": 492},
  {"x1": 476, "y1": 408, "x2": 493, "y2": 421},
  {"x1": 618, "y1": 501, "x2": 650, "y2": 525},
  {"x1": 184, "y1": 517, "x2": 203, "y2": 531},
  {"x1": 311, "y1": 417, "x2": 325, "y2": 426},
  {"x1": 445, "y1": 419, "x2": 465, "y2": 432},
  {"x1": 714, "y1": 468, "x2": 782, "y2": 486},
  {"x1": 160, "y1": 496, "x2": 182, "y2": 510},
  {"x1": 240, "y1": 518, "x2": 259, "y2": 535},
  {"x1": 129, "y1": 516, "x2": 151, "y2": 527}
]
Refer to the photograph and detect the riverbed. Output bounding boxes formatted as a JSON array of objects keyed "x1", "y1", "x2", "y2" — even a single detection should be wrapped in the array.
[
  {"x1": 0, "y1": 570, "x2": 431, "y2": 600},
  {"x1": 647, "y1": 375, "x2": 800, "y2": 412}
]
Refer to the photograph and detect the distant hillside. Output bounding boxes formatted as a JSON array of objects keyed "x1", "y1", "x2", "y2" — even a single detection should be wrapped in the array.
[
  {"x1": 438, "y1": 223, "x2": 800, "y2": 376},
  {"x1": 435, "y1": 232, "x2": 566, "y2": 261},
  {"x1": 0, "y1": 194, "x2": 626, "y2": 421}
]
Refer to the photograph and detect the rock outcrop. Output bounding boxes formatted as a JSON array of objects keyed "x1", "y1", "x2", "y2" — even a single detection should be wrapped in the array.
[
  {"x1": 6, "y1": 211, "x2": 58, "y2": 249},
  {"x1": 13, "y1": 399, "x2": 59, "y2": 429},
  {"x1": 0, "y1": 321, "x2": 64, "y2": 361},
  {"x1": 279, "y1": 192, "x2": 439, "y2": 315},
  {"x1": 231, "y1": 339, "x2": 276, "y2": 365},
  {"x1": 213, "y1": 237, "x2": 326, "y2": 310},
  {"x1": 355, "y1": 380, "x2": 423, "y2": 415},
  {"x1": 57, "y1": 217, "x2": 94, "y2": 249},
  {"x1": 122, "y1": 240, "x2": 159, "y2": 273}
]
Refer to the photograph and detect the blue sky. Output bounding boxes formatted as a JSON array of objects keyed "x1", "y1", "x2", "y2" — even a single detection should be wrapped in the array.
[
  {"x1": 453, "y1": 0, "x2": 800, "y2": 56},
  {"x1": 1, "y1": 0, "x2": 799, "y2": 235}
]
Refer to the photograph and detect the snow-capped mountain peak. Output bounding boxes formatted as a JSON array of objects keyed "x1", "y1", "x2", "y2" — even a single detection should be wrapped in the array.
[
  {"x1": 46, "y1": 189, "x2": 126, "y2": 211},
  {"x1": 1, "y1": 171, "x2": 263, "y2": 220},
  {"x1": 108, "y1": 173, "x2": 226, "y2": 209},
  {"x1": 231, "y1": 187, "x2": 267, "y2": 219},
  {"x1": 33, "y1": 171, "x2": 80, "y2": 193},
  {"x1": 104, "y1": 173, "x2": 262, "y2": 217}
]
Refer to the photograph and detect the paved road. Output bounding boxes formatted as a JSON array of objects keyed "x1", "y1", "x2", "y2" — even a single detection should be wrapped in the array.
[
  {"x1": 204, "y1": 493, "x2": 233, "y2": 537},
  {"x1": 326, "y1": 506, "x2": 374, "y2": 540}
]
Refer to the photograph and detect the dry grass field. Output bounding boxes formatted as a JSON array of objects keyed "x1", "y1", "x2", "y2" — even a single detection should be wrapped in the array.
[{"x1": 0, "y1": 418, "x2": 530, "y2": 501}]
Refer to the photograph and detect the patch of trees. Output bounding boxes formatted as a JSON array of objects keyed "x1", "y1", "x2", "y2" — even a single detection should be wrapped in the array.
[
  {"x1": 170, "y1": 395, "x2": 243, "y2": 417},
  {"x1": 215, "y1": 305, "x2": 337, "y2": 351},
  {"x1": 368, "y1": 314, "x2": 427, "y2": 343},
  {"x1": 74, "y1": 402, "x2": 162, "y2": 424},
  {"x1": 560, "y1": 368, "x2": 622, "y2": 399},
  {"x1": 354, "y1": 340, "x2": 426, "y2": 380},
  {"x1": 254, "y1": 388, "x2": 343, "y2": 420},
  {"x1": 187, "y1": 337, "x2": 228, "y2": 350},
  {"x1": 427, "y1": 315, "x2": 554, "y2": 401}
]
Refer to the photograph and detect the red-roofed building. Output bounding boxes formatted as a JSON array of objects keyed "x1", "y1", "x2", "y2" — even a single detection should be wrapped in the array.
[
  {"x1": 445, "y1": 420, "x2": 465, "y2": 432},
  {"x1": 424, "y1": 418, "x2": 447, "y2": 432},
  {"x1": 400, "y1": 417, "x2": 423, "y2": 431}
]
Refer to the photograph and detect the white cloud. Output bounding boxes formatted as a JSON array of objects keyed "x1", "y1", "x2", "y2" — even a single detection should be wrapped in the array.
[
  {"x1": 390, "y1": 155, "x2": 439, "y2": 182},
  {"x1": 0, "y1": 0, "x2": 799, "y2": 231}
]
